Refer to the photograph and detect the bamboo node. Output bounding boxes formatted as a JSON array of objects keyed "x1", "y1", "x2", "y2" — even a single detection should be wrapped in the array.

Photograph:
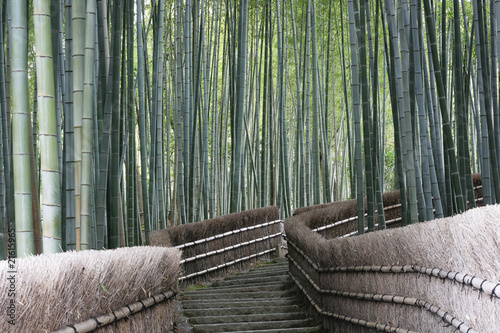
[
  {"x1": 66, "y1": 324, "x2": 78, "y2": 332},
  {"x1": 92, "y1": 317, "x2": 103, "y2": 328}
]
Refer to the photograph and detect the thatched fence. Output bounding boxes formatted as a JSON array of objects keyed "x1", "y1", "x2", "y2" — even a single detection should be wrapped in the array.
[
  {"x1": 150, "y1": 206, "x2": 282, "y2": 285},
  {"x1": 0, "y1": 246, "x2": 181, "y2": 333},
  {"x1": 285, "y1": 175, "x2": 500, "y2": 332}
]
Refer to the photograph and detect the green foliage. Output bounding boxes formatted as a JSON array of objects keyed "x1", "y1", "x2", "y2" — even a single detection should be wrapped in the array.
[{"x1": 3, "y1": 0, "x2": 496, "y2": 255}]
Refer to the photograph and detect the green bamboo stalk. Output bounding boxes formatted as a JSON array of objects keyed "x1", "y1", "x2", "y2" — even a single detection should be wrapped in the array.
[
  {"x1": 304, "y1": 1, "x2": 312, "y2": 206},
  {"x1": 423, "y1": 0, "x2": 465, "y2": 213},
  {"x1": 137, "y1": 0, "x2": 151, "y2": 236},
  {"x1": 267, "y1": 3, "x2": 276, "y2": 208},
  {"x1": 474, "y1": 0, "x2": 500, "y2": 203},
  {"x1": 0, "y1": 107, "x2": 4, "y2": 259},
  {"x1": 200, "y1": 0, "x2": 210, "y2": 220},
  {"x1": 276, "y1": 0, "x2": 290, "y2": 217},
  {"x1": 340, "y1": 0, "x2": 354, "y2": 199},
  {"x1": 34, "y1": 0, "x2": 62, "y2": 253},
  {"x1": 260, "y1": 2, "x2": 269, "y2": 208},
  {"x1": 108, "y1": 0, "x2": 123, "y2": 248},
  {"x1": 29, "y1": 81, "x2": 42, "y2": 255},
  {"x1": 411, "y1": 0, "x2": 433, "y2": 221},
  {"x1": 11, "y1": 0, "x2": 34, "y2": 257},
  {"x1": 405, "y1": 0, "x2": 424, "y2": 221},
  {"x1": 355, "y1": 0, "x2": 376, "y2": 230},
  {"x1": 473, "y1": 1, "x2": 492, "y2": 204},
  {"x1": 50, "y1": 0, "x2": 63, "y2": 199},
  {"x1": 96, "y1": 0, "x2": 122, "y2": 249},
  {"x1": 96, "y1": 0, "x2": 109, "y2": 137},
  {"x1": 323, "y1": 1, "x2": 333, "y2": 204},
  {"x1": 348, "y1": 0, "x2": 365, "y2": 234},
  {"x1": 310, "y1": 0, "x2": 321, "y2": 206},
  {"x1": 174, "y1": 0, "x2": 186, "y2": 225},
  {"x1": 379, "y1": 0, "x2": 408, "y2": 225},
  {"x1": 290, "y1": 0, "x2": 305, "y2": 208},
  {"x1": 370, "y1": 0, "x2": 386, "y2": 228},
  {"x1": 126, "y1": 0, "x2": 135, "y2": 245},
  {"x1": 421, "y1": 38, "x2": 444, "y2": 218},
  {"x1": 80, "y1": 0, "x2": 96, "y2": 250},
  {"x1": 148, "y1": 2, "x2": 158, "y2": 231},
  {"x1": 155, "y1": 0, "x2": 166, "y2": 229},
  {"x1": 183, "y1": 0, "x2": 193, "y2": 221},
  {"x1": 63, "y1": 0, "x2": 76, "y2": 250},
  {"x1": 72, "y1": 0, "x2": 85, "y2": 250},
  {"x1": 0, "y1": 0, "x2": 12, "y2": 238},
  {"x1": 453, "y1": 0, "x2": 473, "y2": 209},
  {"x1": 208, "y1": 0, "x2": 221, "y2": 217},
  {"x1": 230, "y1": 0, "x2": 248, "y2": 213}
]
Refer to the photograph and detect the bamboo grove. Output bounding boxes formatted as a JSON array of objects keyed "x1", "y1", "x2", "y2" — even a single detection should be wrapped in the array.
[{"x1": 0, "y1": 0, "x2": 498, "y2": 258}]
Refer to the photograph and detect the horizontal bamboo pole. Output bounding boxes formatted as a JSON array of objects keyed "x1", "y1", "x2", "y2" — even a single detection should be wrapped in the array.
[
  {"x1": 313, "y1": 207, "x2": 400, "y2": 233},
  {"x1": 176, "y1": 219, "x2": 282, "y2": 250},
  {"x1": 180, "y1": 232, "x2": 282, "y2": 264},
  {"x1": 287, "y1": 240, "x2": 500, "y2": 299},
  {"x1": 288, "y1": 271, "x2": 418, "y2": 333},
  {"x1": 314, "y1": 185, "x2": 483, "y2": 234},
  {"x1": 312, "y1": 216, "x2": 358, "y2": 232},
  {"x1": 51, "y1": 290, "x2": 176, "y2": 333},
  {"x1": 340, "y1": 218, "x2": 403, "y2": 238},
  {"x1": 288, "y1": 255, "x2": 479, "y2": 333},
  {"x1": 179, "y1": 248, "x2": 275, "y2": 281}
]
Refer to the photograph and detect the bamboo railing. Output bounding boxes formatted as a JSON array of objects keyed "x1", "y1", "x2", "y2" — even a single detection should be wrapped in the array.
[
  {"x1": 177, "y1": 219, "x2": 284, "y2": 282},
  {"x1": 284, "y1": 182, "x2": 496, "y2": 332}
]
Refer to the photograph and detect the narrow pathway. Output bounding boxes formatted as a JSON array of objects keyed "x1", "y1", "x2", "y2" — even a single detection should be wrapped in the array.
[{"x1": 181, "y1": 257, "x2": 322, "y2": 332}]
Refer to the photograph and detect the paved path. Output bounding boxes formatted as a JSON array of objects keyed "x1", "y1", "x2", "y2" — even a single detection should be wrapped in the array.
[{"x1": 180, "y1": 257, "x2": 322, "y2": 332}]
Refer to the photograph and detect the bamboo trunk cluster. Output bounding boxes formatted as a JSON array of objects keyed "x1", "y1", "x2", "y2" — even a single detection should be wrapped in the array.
[{"x1": 0, "y1": 0, "x2": 498, "y2": 257}]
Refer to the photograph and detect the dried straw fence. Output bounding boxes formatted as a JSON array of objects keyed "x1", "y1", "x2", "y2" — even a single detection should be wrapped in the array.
[
  {"x1": 0, "y1": 247, "x2": 181, "y2": 333},
  {"x1": 150, "y1": 206, "x2": 282, "y2": 285},
  {"x1": 285, "y1": 175, "x2": 500, "y2": 332}
]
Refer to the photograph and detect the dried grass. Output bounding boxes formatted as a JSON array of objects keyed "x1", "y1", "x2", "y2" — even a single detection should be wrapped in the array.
[
  {"x1": 286, "y1": 175, "x2": 500, "y2": 332},
  {"x1": 0, "y1": 246, "x2": 181, "y2": 333},
  {"x1": 150, "y1": 207, "x2": 280, "y2": 284}
]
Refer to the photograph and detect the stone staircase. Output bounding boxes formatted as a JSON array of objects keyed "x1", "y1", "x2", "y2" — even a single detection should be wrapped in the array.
[{"x1": 181, "y1": 257, "x2": 322, "y2": 332}]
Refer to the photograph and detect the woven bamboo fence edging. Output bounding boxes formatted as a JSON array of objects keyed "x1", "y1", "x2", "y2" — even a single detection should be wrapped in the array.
[
  {"x1": 179, "y1": 248, "x2": 275, "y2": 281},
  {"x1": 180, "y1": 232, "x2": 282, "y2": 264},
  {"x1": 284, "y1": 178, "x2": 498, "y2": 331},
  {"x1": 287, "y1": 239, "x2": 500, "y2": 300},
  {"x1": 175, "y1": 219, "x2": 282, "y2": 250},
  {"x1": 50, "y1": 290, "x2": 176, "y2": 333},
  {"x1": 175, "y1": 217, "x2": 283, "y2": 282},
  {"x1": 313, "y1": 184, "x2": 483, "y2": 235},
  {"x1": 312, "y1": 204, "x2": 402, "y2": 233},
  {"x1": 288, "y1": 272, "x2": 418, "y2": 333},
  {"x1": 287, "y1": 253, "x2": 478, "y2": 333}
]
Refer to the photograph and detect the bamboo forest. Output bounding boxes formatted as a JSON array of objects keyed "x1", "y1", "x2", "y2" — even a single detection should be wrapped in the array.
[{"x1": 0, "y1": 0, "x2": 497, "y2": 259}]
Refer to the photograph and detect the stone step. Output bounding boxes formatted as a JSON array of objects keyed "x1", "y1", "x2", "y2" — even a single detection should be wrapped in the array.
[
  {"x1": 183, "y1": 297, "x2": 300, "y2": 309},
  {"x1": 271, "y1": 257, "x2": 288, "y2": 263},
  {"x1": 251, "y1": 262, "x2": 288, "y2": 269},
  {"x1": 180, "y1": 258, "x2": 321, "y2": 332},
  {"x1": 183, "y1": 305, "x2": 305, "y2": 317},
  {"x1": 229, "y1": 327, "x2": 323, "y2": 333},
  {"x1": 192, "y1": 319, "x2": 316, "y2": 332},
  {"x1": 224, "y1": 269, "x2": 288, "y2": 280},
  {"x1": 183, "y1": 289, "x2": 294, "y2": 301},
  {"x1": 214, "y1": 274, "x2": 290, "y2": 286},
  {"x1": 249, "y1": 261, "x2": 288, "y2": 269},
  {"x1": 189, "y1": 312, "x2": 308, "y2": 325},
  {"x1": 184, "y1": 282, "x2": 289, "y2": 294}
]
